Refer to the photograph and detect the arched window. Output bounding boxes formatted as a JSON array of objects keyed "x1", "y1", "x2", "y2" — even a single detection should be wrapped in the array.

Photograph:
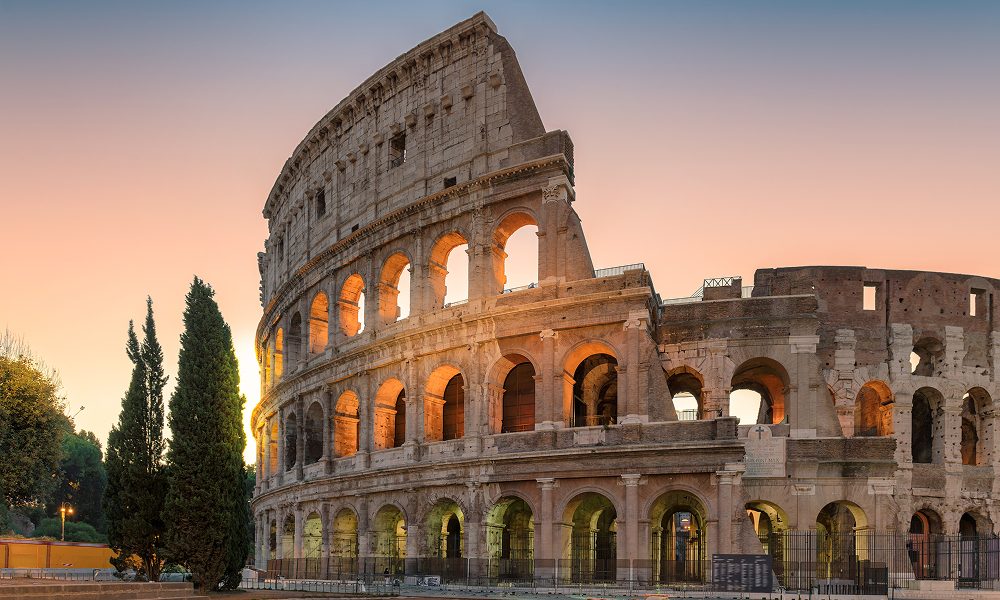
[
  {"x1": 284, "y1": 411, "x2": 298, "y2": 470},
  {"x1": 304, "y1": 401, "x2": 324, "y2": 464},
  {"x1": 668, "y1": 370, "x2": 703, "y2": 421},
  {"x1": 502, "y1": 362, "x2": 536, "y2": 433},
  {"x1": 304, "y1": 512, "x2": 323, "y2": 559},
  {"x1": 339, "y1": 274, "x2": 366, "y2": 337},
  {"x1": 379, "y1": 253, "x2": 412, "y2": 324},
  {"x1": 854, "y1": 381, "x2": 893, "y2": 437},
  {"x1": 730, "y1": 358, "x2": 789, "y2": 425},
  {"x1": 429, "y1": 232, "x2": 469, "y2": 308},
  {"x1": 961, "y1": 391, "x2": 988, "y2": 466},
  {"x1": 912, "y1": 387, "x2": 943, "y2": 464},
  {"x1": 309, "y1": 292, "x2": 329, "y2": 353},
  {"x1": 287, "y1": 313, "x2": 302, "y2": 368},
  {"x1": 443, "y1": 375, "x2": 465, "y2": 441},
  {"x1": 492, "y1": 212, "x2": 539, "y2": 294},
  {"x1": 425, "y1": 366, "x2": 464, "y2": 442},
  {"x1": 572, "y1": 354, "x2": 618, "y2": 427},
  {"x1": 334, "y1": 391, "x2": 359, "y2": 457},
  {"x1": 374, "y1": 379, "x2": 405, "y2": 450},
  {"x1": 911, "y1": 337, "x2": 944, "y2": 376},
  {"x1": 274, "y1": 328, "x2": 284, "y2": 381}
]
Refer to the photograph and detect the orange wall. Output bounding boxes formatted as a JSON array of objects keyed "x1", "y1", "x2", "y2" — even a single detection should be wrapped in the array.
[{"x1": 0, "y1": 539, "x2": 115, "y2": 569}]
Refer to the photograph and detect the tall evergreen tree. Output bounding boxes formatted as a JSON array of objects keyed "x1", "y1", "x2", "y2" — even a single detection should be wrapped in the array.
[
  {"x1": 164, "y1": 278, "x2": 248, "y2": 591},
  {"x1": 103, "y1": 298, "x2": 167, "y2": 580}
]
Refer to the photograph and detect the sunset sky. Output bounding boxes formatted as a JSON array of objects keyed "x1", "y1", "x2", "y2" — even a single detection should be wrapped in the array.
[{"x1": 2, "y1": 1, "x2": 998, "y2": 462}]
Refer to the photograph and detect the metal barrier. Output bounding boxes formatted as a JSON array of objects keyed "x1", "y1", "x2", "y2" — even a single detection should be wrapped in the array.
[{"x1": 593, "y1": 263, "x2": 645, "y2": 278}]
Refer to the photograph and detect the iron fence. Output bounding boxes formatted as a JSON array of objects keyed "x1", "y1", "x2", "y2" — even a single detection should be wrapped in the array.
[
  {"x1": 261, "y1": 533, "x2": 1000, "y2": 594},
  {"x1": 593, "y1": 263, "x2": 645, "y2": 278}
]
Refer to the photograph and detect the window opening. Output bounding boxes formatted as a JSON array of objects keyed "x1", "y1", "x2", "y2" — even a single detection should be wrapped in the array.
[
  {"x1": 863, "y1": 285, "x2": 877, "y2": 311},
  {"x1": 389, "y1": 133, "x2": 406, "y2": 169}
]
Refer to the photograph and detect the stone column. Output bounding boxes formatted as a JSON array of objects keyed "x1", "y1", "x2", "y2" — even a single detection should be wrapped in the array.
[
  {"x1": 322, "y1": 386, "x2": 333, "y2": 474},
  {"x1": 789, "y1": 336, "x2": 820, "y2": 436},
  {"x1": 255, "y1": 513, "x2": 265, "y2": 569},
  {"x1": 619, "y1": 313, "x2": 647, "y2": 424},
  {"x1": 275, "y1": 505, "x2": 285, "y2": 559},
  {"x1": 357, "y1": 374, "x2": 372, "y2": 468},
  {"x1": 255, "y1": 434, "x2": 263, "y2": 494},
  {"x1": 294, "y1": 504, "x2": 305, "y2": 559},
  {"x1": 320, "y1": 502, "x2": 331, "y2": 577},
  {"x1": 621, "y1": 475, "x2": 642, "y2": 560},
  {"x1": 276, "y1": 413, "x2": 286, "y2": 485},
  {"x1": 327, "y1": 280, "x2": 338, "y2": 350},
  {"x1": 716, "y1": 468, "x2": 741, "y2": 554},
  {"x1": 534, "y1": 477, "x2": 559, "y2": 580},
  {"x1": 538, "y1": 329, "x2": 559, "y2": 429}
]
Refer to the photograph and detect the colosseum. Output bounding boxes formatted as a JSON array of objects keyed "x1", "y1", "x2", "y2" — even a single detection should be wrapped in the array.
[{"x1": 251, "y1": 12, "x2": 1000, "y2": 593}]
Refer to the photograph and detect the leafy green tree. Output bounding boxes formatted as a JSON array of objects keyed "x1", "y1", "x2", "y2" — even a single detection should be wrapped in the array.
[
  {"x1": 48, "y1": 430, "x2": 108, "y2": 532},
  {"x1": 31, "y1": 516, "x2": 106, "y2": 544},
  {"x1": 0, "y1": 330, "x2": 65, "y2": 531},
  {"x1": 104, "y1": 298, "x2": 168, "y2": 581},
  {"x1": 164, "y1": 278, "x2": 248, "y2": 592}
]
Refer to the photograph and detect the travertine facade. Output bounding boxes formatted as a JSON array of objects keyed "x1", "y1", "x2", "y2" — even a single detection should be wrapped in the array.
[{"x1": 250, "y1": 13, "x2": 999, "y2": 585}]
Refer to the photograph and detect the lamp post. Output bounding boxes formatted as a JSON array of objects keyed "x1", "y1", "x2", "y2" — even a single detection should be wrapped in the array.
[{"x1": 59, "y1": 503, "x2": 74, "y2": 541}]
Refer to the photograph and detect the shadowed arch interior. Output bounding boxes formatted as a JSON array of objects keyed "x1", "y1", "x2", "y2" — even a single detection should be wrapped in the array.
[
  {"x1": 379, "y1": 252, "x2": 412, "y2": 324},
  {"x1": 334, "y1": 391, "x2": 360, "y2": 457},
  {"x1": 309, "y1": 292, "x2": 329, "y2": 353},
  {"x1": 339, "y1": 274, "x2": 366, "y2": 337}
]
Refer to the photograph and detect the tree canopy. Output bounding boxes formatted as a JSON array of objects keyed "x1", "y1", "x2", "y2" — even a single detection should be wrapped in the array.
[
  {"x1": 0, "y1": 331, "x2": 65, "y2": 528},
  {"x1": 164, "y1": 278, "x2": 249, "y2": 591}
]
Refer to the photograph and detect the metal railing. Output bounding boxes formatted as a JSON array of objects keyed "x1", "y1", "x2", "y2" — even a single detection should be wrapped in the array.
[
  {"x1": 502, "y1": 282, "x2": 537, "y2": 294},
  {"x1": 703, "y1": 276, "x2": 739, "y2": 288},
  {"x1": 593, "y1": 263, "x2": 645, "y2": 278},
  {"x1": 676, "y1": 409, "x2": 698, "y2": 421},
  {"x1": 443, "y1": 298, "x2": 468, "y2": 308}
]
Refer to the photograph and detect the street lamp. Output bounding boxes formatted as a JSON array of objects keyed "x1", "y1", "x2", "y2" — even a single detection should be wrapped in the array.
[{"x1": 59, "y1": 503, "x2": 74, "y2": 541}]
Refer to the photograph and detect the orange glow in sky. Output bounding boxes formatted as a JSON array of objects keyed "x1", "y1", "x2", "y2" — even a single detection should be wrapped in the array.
[{"x1": 1, "y1": 2, "x2": 997, "y2": 462}]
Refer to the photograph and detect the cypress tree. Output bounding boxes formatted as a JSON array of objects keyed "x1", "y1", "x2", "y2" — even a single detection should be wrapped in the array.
[
  {"x1": 164, "y1": 277, "x2": 248, "y2": 591},
  {"x1": 103, "y1": 298, "x2": 167, "y2": 580}
]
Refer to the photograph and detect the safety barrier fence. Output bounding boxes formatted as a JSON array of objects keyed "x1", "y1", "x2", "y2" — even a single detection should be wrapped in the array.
[{"x1": 263, "y1": 532, "x2": 1000, "y2": 594}]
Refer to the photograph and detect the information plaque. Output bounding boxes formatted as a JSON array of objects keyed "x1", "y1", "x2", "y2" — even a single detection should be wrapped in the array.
[{"x1": 712, "y1": 554, "x2": 773, "y2": 592}]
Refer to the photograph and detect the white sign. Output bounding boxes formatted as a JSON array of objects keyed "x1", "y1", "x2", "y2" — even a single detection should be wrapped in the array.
[{"x1": 743, "y1": 425, "x2": 785, "y2": 478}]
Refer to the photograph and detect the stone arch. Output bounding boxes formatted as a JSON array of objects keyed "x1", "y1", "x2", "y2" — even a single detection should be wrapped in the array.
[
  {"x1": 425, "y1": 364, "x2": 466, "y2": 442},
  {"x1": 372, "y1": 504, "x2": 407, "y2": 572},
  {"x1": 562, "y1": 340, "x2": 620, "y2": 428},
  {"x1": 816, "y1": 501, "x2": 869, "y2": 579},
  {"x1": 486, "y1": 496, "x2": 535, "y2": 579},
  {"x1": 304, "y1": 400, "x2": 324, "y2": 464},
  {"x1": 562, "y1": 491, "x2": 619, "y2": 583},
  {"x1": 268, "y1": 420, "x2": 279, "y2": 475},
  {"x1": 912, "y1": 386, "x2": 944, "y2": 464},
  {"x1": 491, "y1": 353, "x2": 537, "y2": 434},
  {"x1": 303, "y1": 510, "x2": 323, "y2": 559},
  {"x1": 334, "y1": 391, "x2": 360, "y2": 457},
  {"x1": 339, "y1": 274, "x2": 366, "y2": 337},
  {"x1": 911, "y1": 336, "x2": 944, "y2": 376},
  {"x1": 962, "y1": 387, "x2": 992, "y2": 466},
  {"x1": 424, "y1": 497, "x2": 466, "y2": 558},
  {"x1": 281, "y1": 513, "x2": 295, "y2": 559},
  {"x1": 649, "y1": 489, "x2": 710, "y2": 583},
  {"x1": 309, "y1": 292, "x2": 329, "y2": 354},
  {"x1": 667, "y1": 366, "x2": 704, "y2": 421},
  {"x1": 429, "y1": 230, "x2": 470, "y2": 308},
  {"x1": 730, "y1": 357, "x2": 790, "y2": 425},
  {"x1": 379, "y1": 251, "x2": 412, "y2": 325},
  {"x1": 287, "y1": 313, "x2": 303, "y2": 368},
  {"x1": 274, "y1": 328, "x2": 284, "y2": 380},
  {"x1": 374, "y1": 378, "x2": 406, "y2": 450},
  {"x1": 746, "y1": 500, "x2": 789, "y2": 559},
  {"x1": 491, "y1": 210, "x2": 539, "y2": 294},
  {"x1": 909, "y1": 507, "x2": 943, "y2": 579},
  {"x1": 854, "y1": 380, "x2": 894, "y2": 437},
  {"x1": 284, "y1": 410, "x2": 298, "y2": 470},
  {"x1": 330, "y1": 506, "x2": 359, "y2": 575}
]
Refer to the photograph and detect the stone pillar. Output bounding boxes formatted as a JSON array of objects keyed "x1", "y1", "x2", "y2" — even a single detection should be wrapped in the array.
[
  {"x1": 276, "y1": 412, "x2": 286, "y2": 485},
  {"x1": 463, "y1": 376, "x2": 483, "y2": 456},
  {"x1": 538, "y1": 329, "x2": 560, "y2": 429},
  {"x1": 320, "y1": 502, "x2": 331, "y2": 577},
  {"x1": 294, "y1": 504, "x2": 305, "y2": 559},
  {"x1": 484, "y1": 383, "x2": 504, "y2": 435},
  {"x1": 619, "y1": 313, "x2": 647, "y2": 424},
  {"x1": 536, "y1": 478, "x2": 557, "y2": 562},
  {"x1": 789, "y1": 336, "x2": 820, "y2": 436},
  {"x1": 357, "y1": 374, "x2": 372, "y2": 468},
  {"x1": 255, "y1": 434, "x2": 263, "y2": 494},
  {"x1": 322, "y1": 387, "x2": 334, "y2": 474},
  {"x1": 275, "y1": 505, "x2": 285, "y2": 559},
  {"x1": 716, "y1": 469, "x2": 740, "y2": 554},
  {"x1": 620, "y1": 474, "x2": 643, "y2": 575},
  {"x1": 327, "y1": 280, "x2": 338, "y2": 350},
  {"x1": 255, "y1": 513, "x2": 265, "y2": 569}
]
